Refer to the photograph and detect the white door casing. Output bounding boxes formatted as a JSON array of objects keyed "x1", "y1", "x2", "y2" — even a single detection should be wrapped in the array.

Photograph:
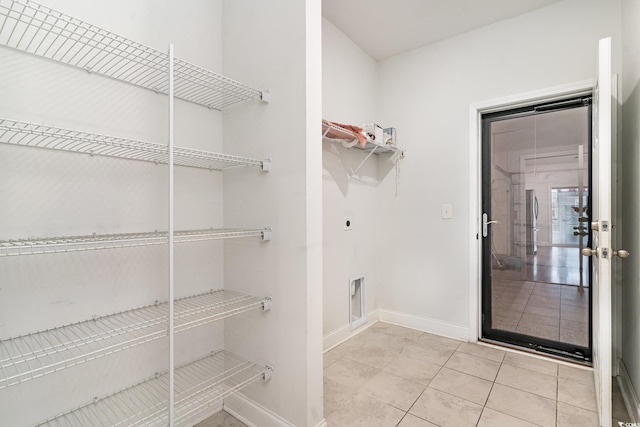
[
  {"x1": 468, "y1": 80, "x2": 594, "y2": 343},
  {"x1": 591, "y1": 36, "x2": 613, "y2": 427},
  {"x1": 468, "y1": 37, "x2": 616, "y2": 427}
]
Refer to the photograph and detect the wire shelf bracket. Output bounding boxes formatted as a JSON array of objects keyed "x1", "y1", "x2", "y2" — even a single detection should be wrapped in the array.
[
  {"x1": 0, "y1": 0, "x2": 267, "y2": 110},
  {"x1": 0, "y1": 290, "x2": 270, "y2": 390},
  {"x1": 34, "y1": 350, "x2": 271, "y2": 427}
]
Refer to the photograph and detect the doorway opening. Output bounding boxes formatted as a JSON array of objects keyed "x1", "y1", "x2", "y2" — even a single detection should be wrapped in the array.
[{"x1": 481, "y1": 96, "x2": 593, "y2": 362}]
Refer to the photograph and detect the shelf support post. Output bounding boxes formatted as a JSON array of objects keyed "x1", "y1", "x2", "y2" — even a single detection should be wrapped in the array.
[{"x1": 168, "y1": 43, "x2": 175, "y2": 427}]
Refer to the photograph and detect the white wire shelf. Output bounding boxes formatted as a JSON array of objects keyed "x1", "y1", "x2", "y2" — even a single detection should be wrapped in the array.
[
  {"x1": 0, "y1": 118, "x2": 269, "y2": 171},
  {"x1": 0, "y1": 228, "x2": 271, "y2": 257},
  {"x1": 322, "y1": 121, "x2": 403, "y2": 155},
  {"x1": 0, "y1": 290, "x2": 270, "y2": 390},
  {"x1": 322, "y1": 121, "x2": 404, "y2": 178},
  {"x1": 0, "y1": 0, "x2": 266, "y2": 110},
  {"x1": 35, "y1": 349, "x2": 271, "y2": 426}
]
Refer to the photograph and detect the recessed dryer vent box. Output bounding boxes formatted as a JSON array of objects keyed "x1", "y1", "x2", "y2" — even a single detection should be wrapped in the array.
[{"x1": 349, "y1": 276, "x2": 366, "y2": 330}]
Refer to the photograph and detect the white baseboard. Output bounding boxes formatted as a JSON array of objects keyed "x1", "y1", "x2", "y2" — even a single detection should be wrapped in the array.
[
  {"x1": 618, "y1": 360, "x2": 640, "y2": 422},
  {"x1": 224, "y1": 392, "x2": 320, "y2": 427},
  {"x1": 323, "y1": 310, "x2": 379, "y2": 351},
  {"x1": 378, "y1": 309, "x2": 469, "y2": 341},
  {"x1": 186, "y1": 402, "x2": 224, "y2": 426}
]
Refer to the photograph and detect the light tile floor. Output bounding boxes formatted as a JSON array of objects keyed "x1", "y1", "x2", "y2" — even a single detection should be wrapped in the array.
[
  {"x1": 196, "y1": 410, "x2": 247, "y2": 427},
  {"x1": 196, "y1": 321, "x2": 631, "y2": 426},
  {"x1": 323, "y1": 322, "x2": 630, "y2": 427}
]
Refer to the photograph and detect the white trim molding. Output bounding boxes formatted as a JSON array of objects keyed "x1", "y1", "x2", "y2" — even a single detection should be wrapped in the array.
[
  {"x1": 618, "y1": 360, "x2": 640, "y2": 422},
  {"x1": 467, "y1": 79, "x2": 594, "y2": 343},
  {"x1": 323, "y1": 310, "x2": 379, "y2": 351},
  {"x1": 224, "y1": 392, "x2": 323, "y2": 427},
  {"x1": 378, "y1": 309, "x2": 468, "y2": 341}
]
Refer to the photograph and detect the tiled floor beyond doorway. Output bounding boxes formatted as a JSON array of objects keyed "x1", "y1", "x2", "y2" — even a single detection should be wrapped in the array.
[
  {"x1": 493, "y1": 246, "x2": 588, "y2": 287},
  {"x1": 491, "y1": 279, "x2": 589, "y2": 347}
]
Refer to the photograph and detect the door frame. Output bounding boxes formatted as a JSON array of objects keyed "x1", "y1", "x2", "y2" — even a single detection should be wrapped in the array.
[
  {"x1": 478, "y1": 98, "x2": 593, "y2": 361},
  {"x1": 468, "y1": 80, "x2": 594, "y2": 344}
]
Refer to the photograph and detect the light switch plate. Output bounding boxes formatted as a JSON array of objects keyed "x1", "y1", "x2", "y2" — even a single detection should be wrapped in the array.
[{"x1": 442, "y1": 204, "x2": 453, "y2": 219}]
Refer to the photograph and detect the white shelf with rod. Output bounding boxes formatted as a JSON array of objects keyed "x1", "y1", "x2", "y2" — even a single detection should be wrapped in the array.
[
  {"x1": 322, "y1": 120, "x2": 404, "y2": 178},
  {"x1": 0, "y1": 228, "x2": 272, "y2": 257},
  {"x1": 0, "y1": 118, "x2": 271, "y2": 171},
  {"x1": 322, "y1": 121, "x2": 403, "y2": 155},
  {"x1": 0, "y1": 0, "x2": 269, "y2": 110},
  {"x1": 34, "y1": 350, "x2": 272, "y2": 427},
  {"x1": 0, "y1": 290, "x2": 272, "y2": 390}
]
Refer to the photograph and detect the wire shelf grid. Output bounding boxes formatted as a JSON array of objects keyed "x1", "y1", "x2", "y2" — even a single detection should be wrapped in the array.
[
  {"x1": 0, "y1": 228, "x2": 269, "y2": 257},
  {"x1": 0, "y1": 290, "x2": 265, "y2": 390},
  {"x1": 321, "y1": 121, "x2": 402, "y2": 155},
  {"x1": 35, "y1": 350, "x2": 267, "y2": 426},
  {"x1": 0, "y1": 0, "x2": 263, "y2": 109},
  {"x1": 0, "y1": 118, "x2": 266, "y2": 170}
]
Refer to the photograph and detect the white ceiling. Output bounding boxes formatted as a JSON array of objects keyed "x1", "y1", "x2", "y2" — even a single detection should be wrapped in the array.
[{"x1": 322, "y1": 0, "x2": 563, "y2": 61}]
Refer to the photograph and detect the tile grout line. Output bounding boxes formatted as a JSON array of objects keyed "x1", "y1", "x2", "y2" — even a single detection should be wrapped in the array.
[
  {"x1": 489, "y1": 352, "x2": 561, "y2": 427},
  {"x1": 554, "y1": 364, "x2": 562, "y2": 427},
  {"x1": 474, "y1": 353, "x2": 504, "y2": 427},
  {"x1": 402, "y1": 339, "x2": 462, "y2": 426},
  {"x1": 345, "y1": 330, "x2": 447, "y2": 426}
]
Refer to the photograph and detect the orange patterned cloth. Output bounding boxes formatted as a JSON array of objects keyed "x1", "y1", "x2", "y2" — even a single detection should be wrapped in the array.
[{"x1": 322, "y1": 120, "x2": 367, "y2": 147}]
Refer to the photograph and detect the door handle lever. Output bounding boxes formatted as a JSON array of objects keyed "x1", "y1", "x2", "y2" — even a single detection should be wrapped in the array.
[
  {"x1": 613, "y1": 249, "x2": 630, "y2": 259},
  {"x1": 482, "y1": 213, "x2": 500, "y2": 238}
]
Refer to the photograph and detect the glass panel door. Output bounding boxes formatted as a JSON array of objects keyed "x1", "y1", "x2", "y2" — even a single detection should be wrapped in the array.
[{"x1": 481, "y1": 98, "x2": 592, "y2": 361}]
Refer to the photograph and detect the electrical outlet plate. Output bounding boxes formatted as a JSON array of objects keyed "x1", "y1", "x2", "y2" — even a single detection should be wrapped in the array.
[{"x1": 344, "y1": 217, "x2": 353, "y2": 231}]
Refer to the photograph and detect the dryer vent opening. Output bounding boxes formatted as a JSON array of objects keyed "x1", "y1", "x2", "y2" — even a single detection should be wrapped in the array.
[{"x1": 349, "y1": 276, "x2": 366, "y2": 330}]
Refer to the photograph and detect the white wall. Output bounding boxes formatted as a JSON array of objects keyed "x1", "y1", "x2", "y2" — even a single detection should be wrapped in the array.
[
  {"x1": 374, "y1": 0, "x2": 622, "y2": 338},
  {"x1": 322, "y1": 18, "x2": 381, "y2": 345},
  {"x1": 222, "y1": 1, "x2": 323, "y2": 426},
  {"x1": 621, "y1": 0, "x2": 640, "y2": 419}
]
